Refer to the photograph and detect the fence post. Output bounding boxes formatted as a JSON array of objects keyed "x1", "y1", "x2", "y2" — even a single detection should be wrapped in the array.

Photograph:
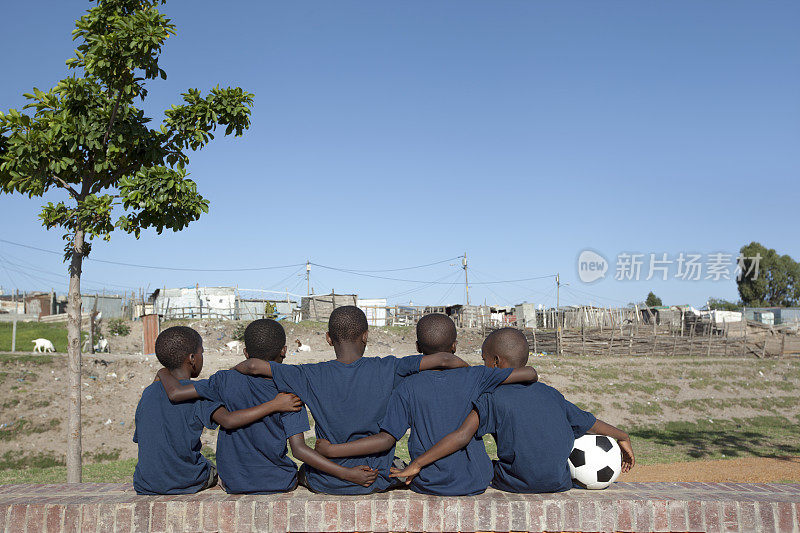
[
  {"x1": 688, "y1": 322, "x2": 696, "y2": 357},
  {"x1": 706, "y1": 316, "x2": 713, "y2": 357}
]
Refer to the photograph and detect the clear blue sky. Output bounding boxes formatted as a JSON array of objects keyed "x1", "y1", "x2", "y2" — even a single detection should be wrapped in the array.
[{"x1": 1, "y1": 1, "x2": 798, "y2": 308}]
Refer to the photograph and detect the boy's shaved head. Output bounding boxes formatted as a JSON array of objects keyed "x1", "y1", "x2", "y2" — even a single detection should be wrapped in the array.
[
  {"x1": 244, "y1": 319, "x2": 286, "y2": 361},
  {"x1": 417, "y1": 313, "x2": 457, "y2": 354},
  {"x1": 155, "y1": 326, "x2": 202, "y2": 370},
  {"x1": 483, "y1": 328, "x2": 529, "y2": 368},
  {"x1": 328, "y1": 305, "x2": 369, "y2": 343}
]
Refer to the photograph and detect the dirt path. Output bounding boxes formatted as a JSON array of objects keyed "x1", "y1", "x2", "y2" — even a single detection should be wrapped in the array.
[{"x1": 619, "y1": 456, "x2": 800, "y2": 483}]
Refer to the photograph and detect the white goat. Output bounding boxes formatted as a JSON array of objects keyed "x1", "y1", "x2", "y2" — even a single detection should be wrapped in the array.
[
  {"x1": 226, "y1": 340, "x2": 243, "y2": 354},
  {"x1": 32, "y1": 338, "x2": 55, "y2": 353},
  {"x1": 296, "y1": 339, "x2": 311, "y2": 352},
  {"x1": 94, "y1": 338, "x2": 109, "y2": 353}
]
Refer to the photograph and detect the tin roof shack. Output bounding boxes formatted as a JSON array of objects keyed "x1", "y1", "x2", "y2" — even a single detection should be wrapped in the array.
[
  {"x1": 515, "y1": 303, "x2": 537, "y2": 329},
  {"x1": 301, "y1": 293, "x2": 358, "y2": 322},
  {"x1": 81, "y1": 294, "x2": 126, "y2": 319},
  {"x1": 152, "y1": 287, "x2": 237, "y2": 320},
  {"x1": 238, "y1": 298, "x2": 295, "y2": 321},
  {"x1": 744, "y1": 307, "x2": 800, "y2": 325},
  {"x1": 23, "y1": 292, "x2": 56, "y2": 319}
]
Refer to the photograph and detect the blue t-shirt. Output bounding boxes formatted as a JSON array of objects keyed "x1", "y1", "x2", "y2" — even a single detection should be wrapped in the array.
[
  {"x1": 133, "y1": 380, "x2": 222, "y2": 495},
  {"x1": 269, "y1": 355, "x2": 422, "y2": 494},
  {"x1": 379, "y1": 366, "x2": 513, "y2": 496},
  {"x1": 193, "y1": 370, "x2": 311, "y2": 494},
  {"x1": 474, "y1": 382, "x2": 596, "y2": 493}
]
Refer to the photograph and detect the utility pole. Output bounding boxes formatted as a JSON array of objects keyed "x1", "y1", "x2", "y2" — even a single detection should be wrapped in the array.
[
  {"x1": 306, "y1": 261, "x2": 311, "y2": 296},
  {"x1": 462, "y1": 253, "x2": 470, "y2": 306},
  {"x1": 11, "y1": 289, "x2": 17, "y2": 353}
]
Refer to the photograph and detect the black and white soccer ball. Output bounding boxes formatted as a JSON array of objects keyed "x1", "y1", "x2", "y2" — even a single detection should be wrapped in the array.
[{"x1": 568, "y1": 434, "x2": 622, "y2": 489}]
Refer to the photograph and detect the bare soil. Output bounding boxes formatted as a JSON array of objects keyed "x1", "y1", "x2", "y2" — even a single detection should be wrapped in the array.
[{"x1": 620, "y1": 456, "x2": 800, "y2": 483}]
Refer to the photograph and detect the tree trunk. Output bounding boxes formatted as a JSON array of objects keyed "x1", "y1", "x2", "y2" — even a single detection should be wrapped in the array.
[{"x1": 66, "y1": 228, "x2": 85, "y2": 483}]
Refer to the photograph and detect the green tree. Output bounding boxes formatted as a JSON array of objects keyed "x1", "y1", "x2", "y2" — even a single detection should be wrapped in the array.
[
  {"x1": 737, "y1": 242, "x2": 800, "y2": 307},
  {"x1": 0, "y1": 0, "x2": 254, "y2": 482},
  {"x1": 707, "y1": 298, "x2": 740, "y2": 311},
  {"x1": 645, "y1": 292, "x2": 663, "y2": 307}
]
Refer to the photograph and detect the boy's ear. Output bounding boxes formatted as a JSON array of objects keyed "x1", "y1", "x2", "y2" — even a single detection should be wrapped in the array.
[
  {"x1": 493, "y1": 354, "x2": 501, "y2": 368},
  {"x1": 450, "y1": 340, "x2": 458, "y2": 354},
  {"x1": 280, "y1": 345, "x2": 287, "y2": 357},
  {"x1": 243, "y1": 348, "x2": 250, "y2": 360},
  {"x1": 361, "y1": 330, "x2": 369, "y2": 345},
  {"x1": 415, "y1": 340, "x2": 422, "y2": 354},
  {"x1": 325, "y1": 332, "x2": 334, "y2": 346}
]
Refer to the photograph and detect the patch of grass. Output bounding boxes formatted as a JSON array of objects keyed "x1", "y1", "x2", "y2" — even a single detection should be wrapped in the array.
[
  {"x1": 629, "y1": 401, "x2": 663, "y2": 415},
  {"x1": 629, "y1": 416, "x2": 800, "y2": 465},
  {"x1": 200, "y1": 445, "x2": 217, "y2": 463},
  {"x1": 0, "y1": 418, "x2": 61, "y2": 441},
  {"x1": 89, "y1": 449, "x2": 121, "y2": 462},
  {"x1": 0, "y1": 322, "x2": 68, "y2": 353},
  {"x1": 0, "y1": 353, "x2": 56, "y2": 365},
  {"x1": 1, "y1": 398, "x2": 17, "y2": 409},
  {"x1": 0, "y1": 458, "x2": 137, "y2": 484},
  {"x1": 0, "y1": 451, "x2": 64, "y2": 470}
]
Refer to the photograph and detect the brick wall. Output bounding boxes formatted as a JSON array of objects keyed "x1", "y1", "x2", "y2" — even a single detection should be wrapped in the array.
[{"x1": 0, "y1": 482, "x2": 798, "y2": 532}]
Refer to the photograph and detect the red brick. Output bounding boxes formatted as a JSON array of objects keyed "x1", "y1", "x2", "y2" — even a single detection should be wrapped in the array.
[
  {"x1": 651, "y1": 499, "x2": 669, "y2": 532},
  {"x1": 476, "y1": 496, "x2": 492, "y2": 531},
  {"x1": 509, "y1": 499, "x2": 527, "y2": 532},
  {"x1": 704, "y1": 501, "x2": 722, "y2": 533},
  {"x1": 183, "y1": 501, "x2": 201, "y2": 532},
  {"x1": 441, "y1": 497, "x2": 458, "y2": 532},
  {"x1": 616, "y1": 499, "x2": 633, "y2": 532},
  {"x1": 720, "y1": 501, "x2": 738, "y2": 533},
  {"x1": 408, "y1": 498, "x2": 424, "y2": 532},
  {"x1": 544, "y1": 500, "x2": 563, "y2": 532},
  {"x1": 45, "y1": 505, "x2": 64, "y2": 532},
  {"x1": 687, "y1": 500, "x2": 703, "y2": 532},
  {"x1": 339, "y1": 499, "x2": 356, "y2": 532},
  {"x1": 527, "y1": 500, "x2": 545, "y2": 532},
  {"x1": 389, "y1": 499, "x2": 407, "y2": 532},
  {"x1": 236, "y1": 500, "x2": 253, "y2": 531},
  {"x1": 253, "y1": 501, "x2": 271, "y2": 532},
  {"x1": 81, "y1": 504, "x2": 99, "y2": 533},
  {"x1": 317, "y1": 500, "x2": 336, "y2": 532},
  {"x1": 219, "y1": 501, "x2": 236, "y2": 531},
  {"x1": 202, "y1": 501, "x2": 218, "y2": 531},
  {"x1": 459, "y1": 498, "x2": 476, "y2": 532},
  {"x1": 131, "y1": 502, "x2": 149, "y2": 533},
  {"x1": 580, "y1": 500, "x2": 598, "y2": 532},
  {"x1": 667, "y1": 500, "x2": 687, "y2": 531},
  {"x1": 306, "y1": 500, "x2": 323, "y2": 532},
  {"x1": 777, "y1": 501, "x2": 794, "y2": 533},
  {"x1": 149, "y1": 502, "x2": 166, "y2": 533},
  {"x1": 115, "y1": 505, "x2": 133, "y2": 533},
  {"x1": 596, "y1": 500, "x2": 616, "y2": 533},
  {"x1": 425, "y1": 496, "x2": 443, "y2": 531},
  {"x1": 65, "y1": 505, "x2": 82, "y2": 533},
  {"x1": 25, "y1": 503, "x2": 46, "y2": 533},
  {"x1": 355, "y1": 499, "x2": 371, "y2": 531},
  {"x1": 272, "y1": 499, "x2": 288, "y2": 532},
  {"x1": 563, "y1": 499, "x2": 580, "y2": 531},
  {"x1": 635, "y1": 499, "x2": 653, "y2": 532},
  {"x1": 165, "y1": 501, "x2": 184, "y2": 532},
  {"x1": 97, "y1": 503, "x2": 117, "y2": 532},
  {"x1": 0, "y1": 504, "x2": 8, "y2": 533}
]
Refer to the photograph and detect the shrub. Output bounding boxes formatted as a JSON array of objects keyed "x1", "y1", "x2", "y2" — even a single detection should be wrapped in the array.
[{"x1": 107, "y1": 319, "x2": 130, "y2": 337}]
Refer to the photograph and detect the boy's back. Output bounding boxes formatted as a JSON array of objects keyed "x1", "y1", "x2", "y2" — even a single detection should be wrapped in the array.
[
  {"x1": 269, "y1": 355, "x2": 422, "y2": 494},
  {"x1": 380, "y1": 366, "x2": 512, "y2": 496},
  {"x1": 133, "y1": 380, "x2": 221, "y2": 495},
  {"x1": 194, "y1": 370, "x2": 310, "y2": 494},
  {"x1": 474, "y1": 382, "x2": 596, "y2": 493}
]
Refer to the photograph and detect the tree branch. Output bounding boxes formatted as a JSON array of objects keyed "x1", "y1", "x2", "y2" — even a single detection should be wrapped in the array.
[
  {"x1": 102, "y1": 91, "x2": 123, "y2": 149},
  {"x1": 53, "y1": 175, "x2": 79, "y2": 198}
]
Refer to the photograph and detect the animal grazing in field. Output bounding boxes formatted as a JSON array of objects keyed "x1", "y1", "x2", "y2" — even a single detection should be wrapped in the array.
[
  {"x1": 32, "y1": 338, "x2": 55, "y2": 353},
  {"x1": 226, "y1": 340, "x2": 243, "y2": 354},
  {"x1": 296, "y1": 339, "x2": 311, "y2": 352},
  {"x1": 94, "y1": 338, "x2": 109, "y2": 353}
]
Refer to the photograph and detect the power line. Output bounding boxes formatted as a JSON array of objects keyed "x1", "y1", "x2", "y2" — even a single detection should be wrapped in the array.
[{"x1": 311, "y1": 256, "x2": 462, "y2": 273}]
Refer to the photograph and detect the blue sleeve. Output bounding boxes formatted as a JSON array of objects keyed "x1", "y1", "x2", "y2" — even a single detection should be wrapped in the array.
[
  {"x1": 194, "y1": 399, "x2": 224, "y2": 430},
  {"x1": 269, "y1": 362, "x2": 311, "y2": 399},
  {"x1": 193, "y1": 375, "x2": 223, "y2": 404},
  {"x1": 473, "y1": 393, "x2": 496, "y2": 437},
  {"x1": 281, "y1": 406, "x2": 312, "y2": 439},
  {"x1": 379, "y1": 386, "x2": 411, "y2": 441},
  {"x1": 564, "y1": 399, "x2": 596, "y2": 438},
  {"x1": 474, "y1": 367, "x2": 513, "y2": 398},
  {"x1": 395, "y1": 355, "x2": 422, "y2": 377}
]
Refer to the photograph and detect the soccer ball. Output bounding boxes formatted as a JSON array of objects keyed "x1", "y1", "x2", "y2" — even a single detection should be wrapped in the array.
[{"x1": 568, "y1": 434, "x2": 622, "y2": 489}]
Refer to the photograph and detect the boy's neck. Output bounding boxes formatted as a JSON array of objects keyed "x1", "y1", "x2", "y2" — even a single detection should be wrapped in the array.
[
  {"x1": 170, "y1": 366, "x2": 193, "y2": 380},
  {"x1": 333, "y1": 342, "x2": 365, "y2": 364}
]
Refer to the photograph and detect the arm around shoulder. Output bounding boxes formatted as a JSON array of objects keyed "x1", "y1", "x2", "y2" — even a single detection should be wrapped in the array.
[
  {"x1": 502, "y1": 366, "x2": 538, "y2": 384},
  {"x1": 232, "y1": 358, "x2": 273, "y2": 377},
  {"x1": 157, "y1": 367, "x2": 200, "y2": 402},
  {"x1": 211, "y1": 393, "x2": 303, "y2": 430},
  {"x1": 419, "y1": 352, "x2": 469, "y2": 371}
]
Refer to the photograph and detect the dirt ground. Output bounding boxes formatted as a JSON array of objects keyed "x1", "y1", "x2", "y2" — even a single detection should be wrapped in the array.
[
  {"x1": 1, "y1": 318, "x2": 799, "y2": 482},
  {"x1": 620, "y1": 456, "x2": 800, "y2": 483}
]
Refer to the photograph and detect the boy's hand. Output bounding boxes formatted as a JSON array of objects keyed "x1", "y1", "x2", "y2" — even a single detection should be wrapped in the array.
[
  {"x1": 314, "y1": 438, "x2": 333, "y2": 457},
  {"x1": 270, "y1": 393, "x2": 303, "y2": 413},
  {"x1": 619, "y1": 438, "x2": 635, "y2": 473},
  {"x1": 390, "y1": 462, "x2": 421, "y2": 485},
  {"x1": 343, "y1": 465, "x2": 378, "y2": 487}
]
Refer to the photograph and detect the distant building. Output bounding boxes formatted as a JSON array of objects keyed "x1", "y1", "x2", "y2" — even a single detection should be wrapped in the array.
[{"x1": 300, "y1": 293, "x2": 358, "y2": 322}]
